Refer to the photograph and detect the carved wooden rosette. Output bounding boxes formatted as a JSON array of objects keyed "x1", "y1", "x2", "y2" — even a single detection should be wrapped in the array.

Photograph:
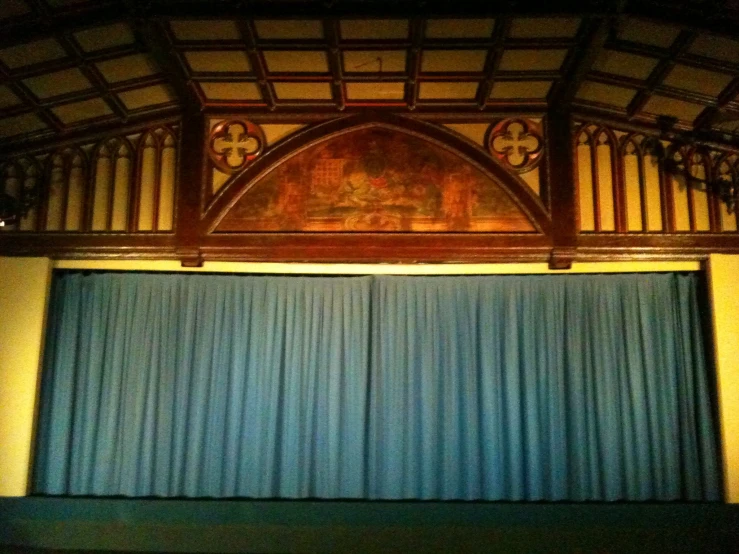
[
  {"x1": 208, "y1": 120, "x2": 265, "y2": 174},
  {"x1": 487, "y1": 118, "x2": 544, "y2": 174}
]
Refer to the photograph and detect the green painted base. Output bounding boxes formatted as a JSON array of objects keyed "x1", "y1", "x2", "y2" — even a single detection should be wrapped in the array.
[{"x1": 2, "y1": 498, "x2": 738, "y2": 553}]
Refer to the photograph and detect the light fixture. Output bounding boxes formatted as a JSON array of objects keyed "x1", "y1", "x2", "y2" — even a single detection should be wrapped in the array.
[
  {"x1": 653, "y1": 117, "x2": 739, "y2": 214},
  {"x1": 0, "y1": 189, "x2": 37, "y2": 228}
]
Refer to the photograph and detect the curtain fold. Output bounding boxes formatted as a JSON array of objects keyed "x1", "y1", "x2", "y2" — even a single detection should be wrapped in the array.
[{"x1": 33, "y1": 272, "x2": 720, "y2": 501}]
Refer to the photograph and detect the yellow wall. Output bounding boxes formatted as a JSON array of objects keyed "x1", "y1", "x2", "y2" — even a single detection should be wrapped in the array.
[
  {"x1": 1, "y1": 256, "x2": 738, "y2": 502},
  {"x1": 0, "y1": 257, "x2": 52, "y2": 496},
  {"x1": 708, "y1": 254, "x2": 739, "y2": 503}
]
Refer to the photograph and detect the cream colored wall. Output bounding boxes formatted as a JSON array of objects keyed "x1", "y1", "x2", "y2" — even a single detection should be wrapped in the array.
[
  {"x1": 708, "y1": 254, "x2": 739, "y2": 503},
  {"x1": 0, "y1": 257, "x2": 52, "y2": 496},
  {"x1": 2, "y1": 256, "x2": 738, "y2": 502}
]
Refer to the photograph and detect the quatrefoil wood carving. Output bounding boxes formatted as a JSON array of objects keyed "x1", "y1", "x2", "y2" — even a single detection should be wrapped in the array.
[
  {"x1": 208, "y1": 120, "x2": 265, "y2": 174},
  {"x1": 487, "y1": 118, "x2": 543, "y2": 174}
]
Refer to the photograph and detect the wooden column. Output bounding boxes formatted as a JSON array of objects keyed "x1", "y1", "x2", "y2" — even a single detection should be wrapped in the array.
[
  {"x1": 546, "y1": 109, "x2": 578, "y2": 269},
  {"x1": 176, "y1": 112, "x2": 207, "y2": 267}
]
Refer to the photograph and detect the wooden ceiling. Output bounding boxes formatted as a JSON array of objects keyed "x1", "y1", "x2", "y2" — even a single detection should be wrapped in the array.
[{"x1": 1, "y1": 0, "x2": 738, "y2": 151}]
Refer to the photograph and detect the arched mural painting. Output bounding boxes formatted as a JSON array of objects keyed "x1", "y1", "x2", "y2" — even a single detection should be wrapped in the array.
[{"x1": 215, "y1": 126, "x2": 536, "y2": 233}]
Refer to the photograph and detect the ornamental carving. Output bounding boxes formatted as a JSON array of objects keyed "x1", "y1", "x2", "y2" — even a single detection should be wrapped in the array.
[
  {"x1": 488, "y1": 118, "x2": 543, "y2": 174},
  {"x1": 208, "y1": 120, "x2": 265, "y2": 174}
]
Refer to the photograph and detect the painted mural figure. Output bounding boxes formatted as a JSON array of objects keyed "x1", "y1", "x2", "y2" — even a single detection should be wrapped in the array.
[{"x1": 219, "y1": 127, "x2": 533, "y2": 233}]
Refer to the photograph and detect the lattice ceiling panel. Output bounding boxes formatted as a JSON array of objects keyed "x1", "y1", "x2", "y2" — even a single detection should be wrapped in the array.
[{"x1": 0, "y1": 0, "x2": 738, "y2": 148}]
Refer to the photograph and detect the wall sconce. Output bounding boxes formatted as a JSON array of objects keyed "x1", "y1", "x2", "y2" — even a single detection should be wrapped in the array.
[
  {"x1": 0, "y1": 189, "x2": 37, "y2": 227},
  {"x1": 652, "y1": 117, "x2": 739, "y2": 215}
]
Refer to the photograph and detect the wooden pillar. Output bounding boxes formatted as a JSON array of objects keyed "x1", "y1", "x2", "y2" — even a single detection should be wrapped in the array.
[{"x1": 546, "y1": 109, "x2": 578, "y2": 269}]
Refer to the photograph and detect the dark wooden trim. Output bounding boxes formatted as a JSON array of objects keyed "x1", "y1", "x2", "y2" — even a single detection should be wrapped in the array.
[
  {"x1": 175, "y1": 111, "x2": 206, "y2": 266},
  {"x1": 546, "y1": 109, "x2": 578, "y2": 268}
]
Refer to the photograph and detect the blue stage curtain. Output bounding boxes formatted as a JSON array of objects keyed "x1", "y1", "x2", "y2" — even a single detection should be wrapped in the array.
[
  {"x1": 367, "y1": 274, "x2": 719, "y2": 501},
  {"x1": 33, "y1": 273, "x2": 371, "y2": 498},
  {"x1": 33, "y1": 272, "x2": 720, "y2": 500}
]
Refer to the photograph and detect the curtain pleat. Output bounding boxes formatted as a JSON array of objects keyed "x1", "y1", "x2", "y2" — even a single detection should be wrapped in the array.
[{"x1": 33, "y1": 272, "x2": 720, "y2": 501}]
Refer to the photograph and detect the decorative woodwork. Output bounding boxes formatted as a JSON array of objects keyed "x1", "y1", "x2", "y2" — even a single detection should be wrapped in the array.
[
  {"x1": 1, "y1": 5, "x2": 739, "y2": 263},
  {"x1": 1, "y1": 109, "x2": 739, "y2": 264},
  {"x1": 487, "y1": 118, "x2": 543, "y2": 174},
  {"x1": 0, "y1": 123, "x2": 179, "y2": 234},
  {"x1": 208, "y1": 120, "x2": 265, "y2": 174}
]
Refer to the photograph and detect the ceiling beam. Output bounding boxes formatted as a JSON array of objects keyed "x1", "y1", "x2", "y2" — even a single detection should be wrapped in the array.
[
  {"x1": 625, "y1": 29, "x2": 697, "y2": 120},
  {"x1": 549, "y1": 16, "x2": 611, "y2": 108},
  {"x1": 477, "y1": 17, "x2": 509, "y2": 109},
  {"x1": 121, "y1": 8, "x2": 200, "y2": 113},
  {"x1": 694, "y1": 77, "x2": 739, "y2": 131},
  {"x1": 550, "y1": 0, "x2": 627, "y2": 108}
]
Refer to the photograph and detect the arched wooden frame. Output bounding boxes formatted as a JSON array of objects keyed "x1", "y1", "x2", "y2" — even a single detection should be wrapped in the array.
[
  {"x1": 686, "y1": 146, "x2": 717, "y2": 233},
  {"x1": 204, "y1": 113, "x2": 551, "y2": 236},
  {"x1": 40, "y1": 147, "x2": 89, "y2": 233},
  {"x1": 134, "y1": 127, "x2": 177, "y2": 232},
  {"x1": 573, "y1": 124, "x2": 621, "y2": 233},
  {"x1": 90, "y1": 137, "x2": 135, "y2": 232},
  {"x1": 0, "y1": 161, "x2": 23, "y2": 230},
  {"x1": 713, "y1": 152, "x2": 739, "y2": 232},
  {"x1": 618, "y1": 133, "x2": 671, "y2": 233}
]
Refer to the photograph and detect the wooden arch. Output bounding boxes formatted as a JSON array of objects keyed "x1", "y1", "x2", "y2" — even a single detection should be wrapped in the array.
[{"x1": 203, "y1": 113, "x2": 551, "y2": 236}]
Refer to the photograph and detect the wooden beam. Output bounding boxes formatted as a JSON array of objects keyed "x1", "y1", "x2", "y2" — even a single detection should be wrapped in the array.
[
  {"x1": 546, "y1": 109, "x2": 578, "y2": 269},
  {"x1": 695, "y1": 76, "x2": 739, "y2": 130},
  {"x1": 550, "y1": 15, "x2": 612, "y2": 108},
  {"x1": 123, "y1": 6, "x2": 201, "y2": 113},
  {"x1": 405, "y1": 17, "x2": 423, "y2": 111},
  {"x1": 626, "y1": 30, "x2": 697, "y2": 119},
  {"x1": 323, "y1": 19, "x2": 346, "y2": 112},
  {"x1": 238, "y1": 20, "x2": 277, "y2": 112},
  {"x1": 477, "y1": 17, "x2": 509, "y2": 109},
  {"x1": 175, "y1": 110, "x2": 206, "y2": 266}
]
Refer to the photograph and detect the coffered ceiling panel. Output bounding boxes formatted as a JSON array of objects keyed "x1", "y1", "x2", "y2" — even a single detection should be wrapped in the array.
[
  {"x1": 343, "y1": 50, "x2": 407, "y2": 73},
  {"x1": 199, "y1": 82, "x2": 262, "y2": 101},
  {"x1": 662, "y1": 64, "x2": 733, "y2": 98},
  {"x1": 118, "y1": 85, "x2": 176, "y2": 111},
  {"x1": 183, "y1": 51, "x2": 252, "y2": 73},
  {"x1": 339, "y1": 19, "x2": 408, "y2": 40},
  {"x1": 489, "y1": 80, "x2": 552, "y2": 100},
  {"x1": 616, "y1": 19, "x2": 681, "y2": 49},
  {"x1": 688, "y1": 34, "x2": 739, "y2": 64},
  {"x1": 95, "y1": 54, "x2": 160, "y2": 84},
  {"x1": 0, "y1": 38, "x2": 67, "y2": 69},
  {"x1": 23, "y1": 68, "x2": 92, "y2": 99},
  {"x1": 421, "y1": 50, "x2": 487, "y2": 73},
  {"x1": 272, "y1": 82, "x2": 333, "y2": 100},
  {"x1": 0, "y1": 112, "x2": 46, "y2": 138},
  {"x1": 263, "y1": 50, "x2": 329, "y2": 73},
  {"x1": 51, "y1": 97, "x2": 113, "y2": 124},
  {"x1": 642, "y1": 95, "x2": 706, "y2": 123},
  {"x1": 0, "y1": 86, "x2": 21, "y2": 109},
  {"x1": 498, "y1": 49, "x2": 568, "y2": 71},
  {"x1": 345, "y1": 81, "x2": 405, "y2": 101},
  {"x1": 424, "y1": 18, "x2": 494, "y2": 39},
  {"x1": 591, "y1": 50, "x2": 659, "y2": 80},
  {"x1": 418, "y1": 82, "x2": 479, "y2": 100},
  {"x1": 576, "y1": 81, "x2": 637, "y2": 109},
  {"x1": 169, "y1": 20, "x2": 241, "y2": 42},
  {"x1": 73, "y1": 23, "x2": 135, "y2": 53},
  {"x1": 254, "y1": 19, "x2": 324, "y2": 40},
  {"x1": 508, "y1": 17, "x2": 582, "y2": 38}
]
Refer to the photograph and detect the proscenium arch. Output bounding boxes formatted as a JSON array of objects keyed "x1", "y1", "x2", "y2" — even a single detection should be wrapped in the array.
[{"x1": 203, "y1": 113, "x2": 552, "y2": 235}]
